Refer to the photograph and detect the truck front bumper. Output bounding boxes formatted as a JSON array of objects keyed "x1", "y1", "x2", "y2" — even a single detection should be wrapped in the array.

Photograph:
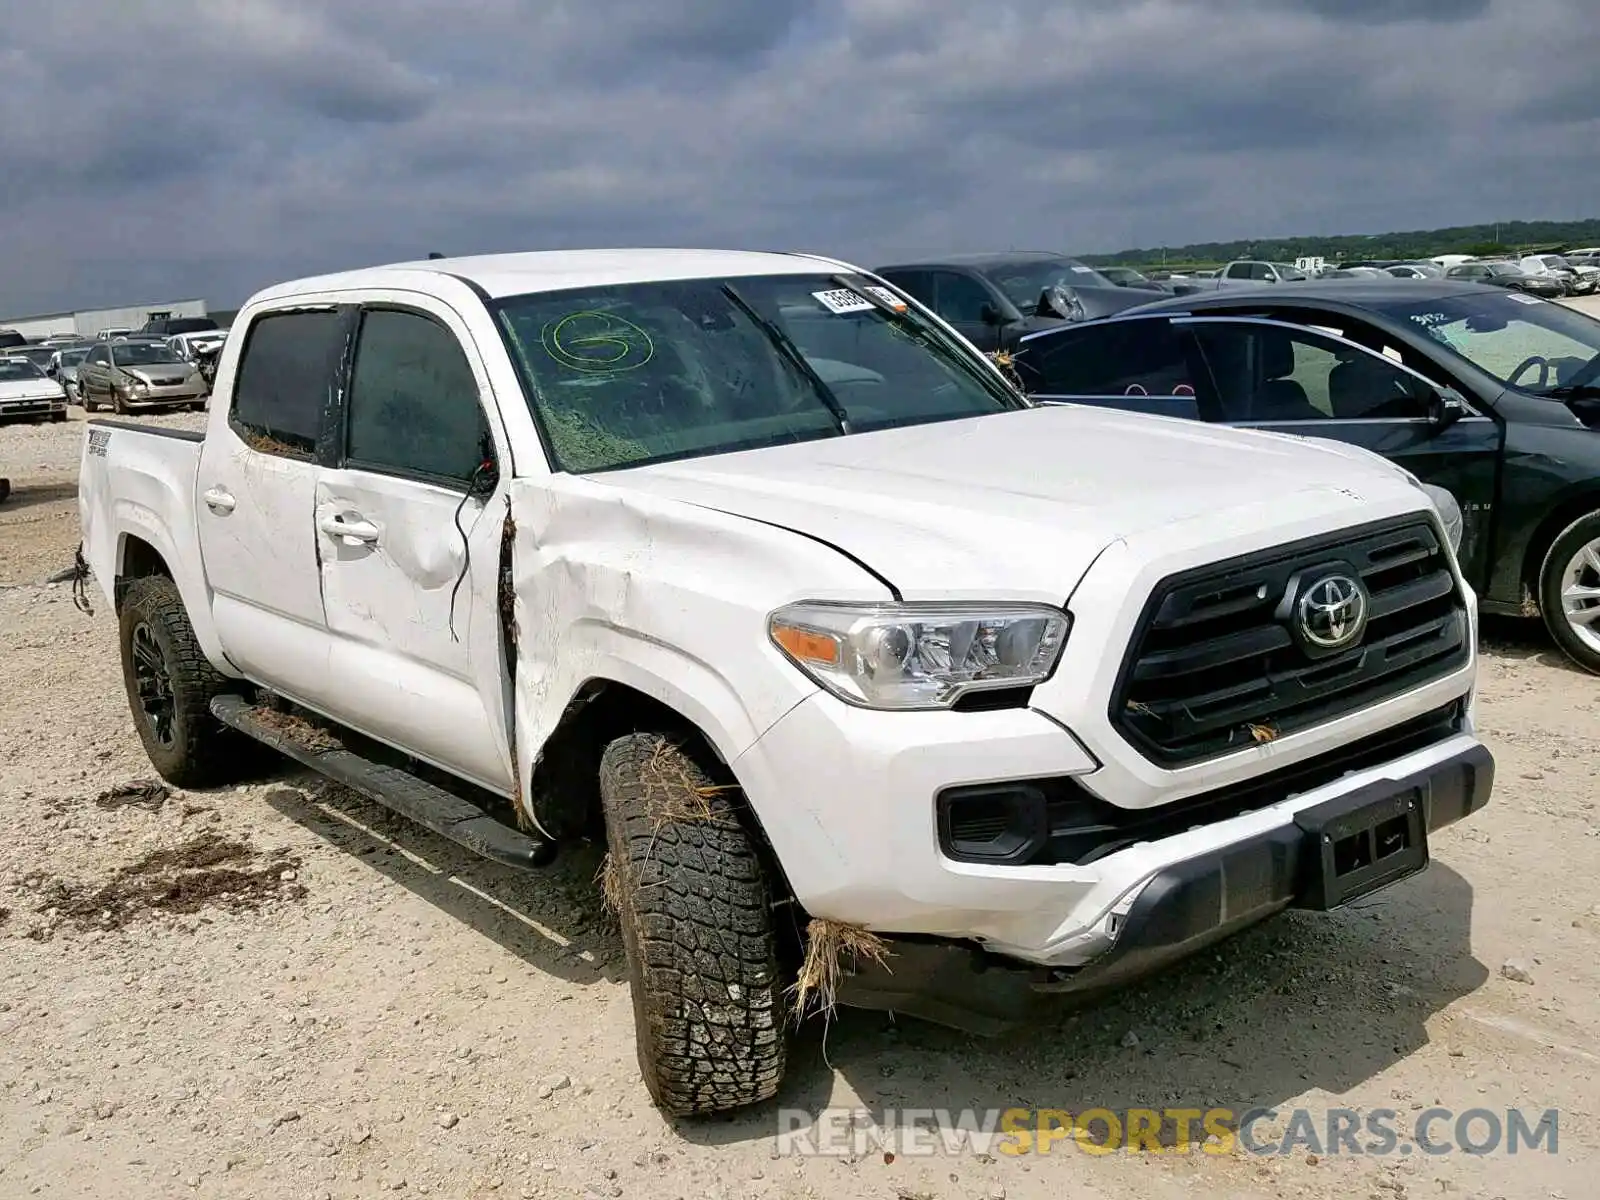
[
  {"x1": 828, "y1": 738, "x2": 1491, "y2": 1033},
  {"x1": 734, "y1": 688, "x2": 1490, "y2": 978}
]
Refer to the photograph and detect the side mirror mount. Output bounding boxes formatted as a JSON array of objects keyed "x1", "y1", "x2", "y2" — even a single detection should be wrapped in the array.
[
  {"x1": 979, "y1": 302, "x2": 1003, "y2": 327},
  {"x1": 469, "y1": 432, "x2": 500, "y2": 499},
  {"x1": 1428, "y1": 387, "x2": 1468, "y2": 431}
]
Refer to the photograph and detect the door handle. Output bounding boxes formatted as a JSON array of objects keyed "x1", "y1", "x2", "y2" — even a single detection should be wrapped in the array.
[
  {"x1": 318, "y1": 513, "x2": 380, "y2": 545},
  {"x1": 202, "y1": 486, "x2": 235, "y2": 513}
]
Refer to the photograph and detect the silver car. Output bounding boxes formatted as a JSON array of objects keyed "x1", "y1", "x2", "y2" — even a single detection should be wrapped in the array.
[{"x1": 77, "y1": 338, "x2": 208, "y2": 414}]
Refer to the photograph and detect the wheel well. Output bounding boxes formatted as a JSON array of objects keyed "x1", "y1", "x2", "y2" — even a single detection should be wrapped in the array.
[
  {"x1": 529, "y1": 679, "x2": 803, "y2": 958},
  {"x1": 1521, "y1": 490, "x2": 1600, "y2": 600},
  {"x1": 528, "y1": 680, "x2": 724, "y2": 841},
  {"x1": 115, "y1": 534, "x2": 171, "y2": 612}
]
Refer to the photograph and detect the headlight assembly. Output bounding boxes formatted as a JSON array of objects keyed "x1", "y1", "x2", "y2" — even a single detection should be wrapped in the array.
[
  {"x1": 769, "y1": 601, "x2": 1070, "y2": 710},
  {"x1": 1404, "y1": 474, "x2": 1463, "y2": 553}
]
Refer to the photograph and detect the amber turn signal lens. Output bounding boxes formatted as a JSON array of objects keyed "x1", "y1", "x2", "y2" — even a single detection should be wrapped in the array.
[{"x1": 771, "y1": 623, "x2": 841, "y2": 666}]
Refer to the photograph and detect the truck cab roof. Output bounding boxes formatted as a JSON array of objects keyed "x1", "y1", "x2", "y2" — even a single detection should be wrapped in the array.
[{"x1": 248, "y1": 248, "x2": 851, "y2": 306}]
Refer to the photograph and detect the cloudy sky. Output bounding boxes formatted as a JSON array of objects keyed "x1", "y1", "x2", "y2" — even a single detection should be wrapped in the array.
[{"x1": 1, "y1": 0, "x2": 1596, "y2": 316}]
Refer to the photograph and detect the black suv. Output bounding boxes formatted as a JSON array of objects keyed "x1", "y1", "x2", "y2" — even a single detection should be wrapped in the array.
[
  {"x1": 872, "y1": 252, "x2": 1151, "y2": 353},
  {"x1": 139, "y1": 316, "x2": 220, "y2": 338}
]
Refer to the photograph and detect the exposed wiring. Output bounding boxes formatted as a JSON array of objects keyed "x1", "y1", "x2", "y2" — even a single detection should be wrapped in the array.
[{"x1": 447, "y1": 453, "x2": 496, "y2": 642}]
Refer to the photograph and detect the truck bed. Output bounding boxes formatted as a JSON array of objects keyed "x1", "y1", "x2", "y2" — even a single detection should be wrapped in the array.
[{"x1": 78, "y1": 416, "x2": 207, "y2": 620}]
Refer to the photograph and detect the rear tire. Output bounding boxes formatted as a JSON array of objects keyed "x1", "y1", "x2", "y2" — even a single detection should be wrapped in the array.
[
  {"x1": 1538, "y1": 510, "x2": 1600, "y2": 674},
  {"x1": 598, "y1": 732, "x2": 787, "y2": 1117},
  {"x1": 118, "y1": 575, "x2": 245, "y2": 787}
]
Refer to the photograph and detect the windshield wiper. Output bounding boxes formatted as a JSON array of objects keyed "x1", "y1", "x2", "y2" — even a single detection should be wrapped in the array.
[
  {"x1": 720, "y1": 283, "x2": 851, "y2": 435},
  {"x1": 1542, "y1": 352, "x2": 1600, "y2": 400}
]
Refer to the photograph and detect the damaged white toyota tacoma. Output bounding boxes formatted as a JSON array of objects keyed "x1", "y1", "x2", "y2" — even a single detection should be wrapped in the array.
[{"x1": 78, "y1": 249, "x2": 1493, "y2": 1116}]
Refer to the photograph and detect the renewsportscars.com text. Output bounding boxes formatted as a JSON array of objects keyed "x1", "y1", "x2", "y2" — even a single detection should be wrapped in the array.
[{"x1": 775, "y1": 1106, "x2": 1559, "y2": 1158}]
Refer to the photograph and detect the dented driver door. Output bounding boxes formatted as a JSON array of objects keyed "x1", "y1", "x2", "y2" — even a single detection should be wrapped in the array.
[{"x1": 312, "y1": 301, "x2": 515, "y2": 795}]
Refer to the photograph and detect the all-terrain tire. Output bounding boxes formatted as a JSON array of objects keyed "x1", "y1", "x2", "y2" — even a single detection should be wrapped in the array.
[
  {"x1": 118, "y1": 574, "x2": 244, "y2": 787},
  {"x1": 1538, "y1": 509, "x2": 1600, "y2": 674},
  {"x1": 598, "y1": 732, "x2": 787, "y2": 1117}
]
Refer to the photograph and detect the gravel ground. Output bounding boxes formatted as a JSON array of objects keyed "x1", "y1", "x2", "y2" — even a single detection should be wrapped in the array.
[{"x1": 2, "y1": 404, "x2": 1597, "y2": 1199}]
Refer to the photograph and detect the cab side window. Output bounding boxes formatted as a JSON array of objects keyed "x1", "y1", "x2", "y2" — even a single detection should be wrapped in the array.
[
  {"x1": 344, "y1": 309, "x2": 490, "y2": 487},
  {"x1": 877, "y1": 270, "x2": 932, "y2": 308},
  {"x1": 232, "y1": 310, "x2": 348, "y2": 459},
  {"x1": 930, "y1": 272, "x2": 996, "y2": 325}
]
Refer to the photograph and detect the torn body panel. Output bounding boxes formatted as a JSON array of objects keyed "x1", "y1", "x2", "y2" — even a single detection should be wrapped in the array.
[{"x1": 505, "y1": 475, "x2": 889, "y2": 840}]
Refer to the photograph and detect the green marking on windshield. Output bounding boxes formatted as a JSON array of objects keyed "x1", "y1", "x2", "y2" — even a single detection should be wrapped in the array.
[{"x1": 541, "y1": 310, "x2": 655, "y2": 374}]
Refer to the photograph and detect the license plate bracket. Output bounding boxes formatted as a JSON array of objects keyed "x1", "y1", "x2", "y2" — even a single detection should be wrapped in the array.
[{"x1": 1292, "y1": 782, "x2": 1429, "y2": 910}]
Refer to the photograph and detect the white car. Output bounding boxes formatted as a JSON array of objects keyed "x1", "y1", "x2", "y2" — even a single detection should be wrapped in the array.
[
  {"x1": 0, "y1": 355, "x2": 68, "y2": 422},
  {"x1": 78, "y1": 248, "x2": 1493, "y2": 1116},
  {"x1": 167, "y1": 328, "x2": 228, "y2": 361},
  {"x1": 1519, "y1": 254, "x2": 1597, "y2": 295}
]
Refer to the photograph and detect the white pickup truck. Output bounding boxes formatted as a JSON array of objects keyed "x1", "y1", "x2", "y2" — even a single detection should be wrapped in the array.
[{"x1": 78, "y1": 248, "x2": 1493, "y2": 1117}]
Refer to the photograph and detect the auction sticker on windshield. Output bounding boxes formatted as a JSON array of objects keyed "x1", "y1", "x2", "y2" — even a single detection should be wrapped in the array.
[
  {"x1": 863, "y1": 286, "x2": 908, "y2": 311},
  {"x1": 813, "y1": 288, "x2": 877, "y2": 314},
  {"x1": 1508, "y1": 294, "x2": 1546, "y2": 304}
]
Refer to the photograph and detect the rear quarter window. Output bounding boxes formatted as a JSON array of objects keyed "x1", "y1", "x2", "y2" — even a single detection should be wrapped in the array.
[{"x1": 231, "y1": 309, "x2": 349, "y2": 459}]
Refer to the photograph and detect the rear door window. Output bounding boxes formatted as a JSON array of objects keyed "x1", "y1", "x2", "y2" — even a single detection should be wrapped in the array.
[
  {"x1": 232, "y1": 310, "x2": 348, "y2": 458},
  {"x1": 1015, "y1": 318, "x2": 1199, "y2": 417}
]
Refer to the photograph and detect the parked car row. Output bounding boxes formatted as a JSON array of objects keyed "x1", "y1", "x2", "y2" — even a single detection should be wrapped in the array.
[
  {"x1": 0, "y1": 314, "x2": 226, "y2": 418},
  {"x1": 1119, "y1": 254, "x2": 1598, "y2": 297}
]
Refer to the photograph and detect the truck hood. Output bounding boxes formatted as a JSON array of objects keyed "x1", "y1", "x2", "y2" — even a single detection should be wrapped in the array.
[{"x1": 599, "y1": 406, "x2": 1411, "y2": 602}]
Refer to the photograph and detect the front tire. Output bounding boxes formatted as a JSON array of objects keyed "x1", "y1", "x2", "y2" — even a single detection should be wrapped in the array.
[
  {"x1": 1538, "y1": 510, "x2": 1600, "y2": 673},
  {"x1": 598, "y1": 732, "x2": 787, "y2": 1117},
  {"x1": 118, "y1": 575, "x2": 243, "y2": 786}
]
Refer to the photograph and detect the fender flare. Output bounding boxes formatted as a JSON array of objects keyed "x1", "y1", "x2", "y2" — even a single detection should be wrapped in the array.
[{"x1": 109, "y1": 502, "x2": 233, "y2": 674}]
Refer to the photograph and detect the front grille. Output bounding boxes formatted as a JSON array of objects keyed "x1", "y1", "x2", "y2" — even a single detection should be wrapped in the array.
[{"x1": 1112, "y1": 515, "x2": 1469, "y2": 767}]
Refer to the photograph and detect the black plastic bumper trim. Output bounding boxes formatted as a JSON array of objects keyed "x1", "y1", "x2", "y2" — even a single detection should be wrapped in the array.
[{"x1": 835, "y1": 740, "x2": 1493, "y2": 1035}]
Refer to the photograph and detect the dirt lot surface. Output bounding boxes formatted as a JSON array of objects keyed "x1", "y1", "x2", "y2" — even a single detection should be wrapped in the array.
[{"x1": 2, "y1": 401, "x2": 1597, "y2": 1200}]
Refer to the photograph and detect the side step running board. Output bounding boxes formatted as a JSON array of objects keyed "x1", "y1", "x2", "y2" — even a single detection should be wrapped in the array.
[{"x1": 210, "y1": 694, "x2": 557, "y2": 871}]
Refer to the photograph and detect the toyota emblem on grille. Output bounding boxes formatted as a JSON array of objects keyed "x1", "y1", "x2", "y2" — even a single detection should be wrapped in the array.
[{"x1": 1297, "y1": 574, "x2": 1368, "y2": 650}]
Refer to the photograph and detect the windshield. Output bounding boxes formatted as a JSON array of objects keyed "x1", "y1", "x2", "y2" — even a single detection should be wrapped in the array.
[
  {"x1": 1369, "y1": 291, "x2": 1600, "y2": 390},
  {"x1": 60, "y1": 348, "x2": 91, "y2": 365},
  {"x1": 112, "y1": 342, "x2": 182, "y2": 366},
  {"x1": 1483, "y1": 263, "x2": 1523, "y2": 277},
  {"x1": 7, "y1": 346, "x2": 55, "y2": 367},
  {"x1": 983, "y1": 258, "x2": 1111, "y2": 306},
  {"x1": 0, "y1": 359, "x2": 46, "y2": 381},
  {"x1": 493, "y1": 272, "x2": 1024, "y2": 473}
]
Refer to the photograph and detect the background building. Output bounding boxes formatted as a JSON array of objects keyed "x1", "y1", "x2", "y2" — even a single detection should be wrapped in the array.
[{"x1": 0, "y1": 299, "x2": 211, "y2": 340}]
